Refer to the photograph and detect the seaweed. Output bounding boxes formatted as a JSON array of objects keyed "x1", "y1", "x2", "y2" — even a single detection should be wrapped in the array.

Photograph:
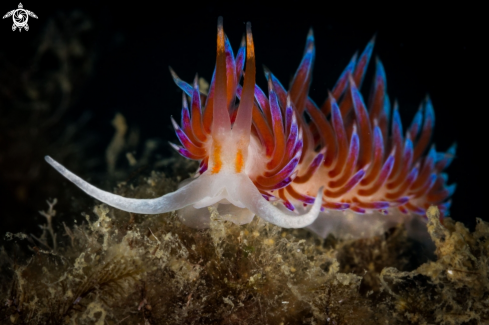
[
  {"x1": 375, "y1": 207, "x2": 489, "y2": 324},
  {"x1": 1, "y1": 166, "x2": 487, "y2": 324}
]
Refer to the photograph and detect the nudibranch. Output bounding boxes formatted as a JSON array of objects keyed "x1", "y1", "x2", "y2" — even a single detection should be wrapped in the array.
[{"x1": 46, "y1": 18, "x2": 455, "y2": 238}]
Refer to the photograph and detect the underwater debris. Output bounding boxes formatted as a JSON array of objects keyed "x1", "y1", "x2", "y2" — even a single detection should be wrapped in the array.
[{"x1": 1, "y1": 168, "x2": 487, "y2": 324}]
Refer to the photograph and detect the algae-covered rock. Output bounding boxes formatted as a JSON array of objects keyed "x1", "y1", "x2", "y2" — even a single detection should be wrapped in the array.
[
  {"x1": 1, "y1": 170, "x2": 488, "y2": 324},
  {"x1": 0, "y1": 173, "x2": 370, "y2": 324},
  {"x1": 376, "y1": 207, "x2": 489, "y2": 325}
]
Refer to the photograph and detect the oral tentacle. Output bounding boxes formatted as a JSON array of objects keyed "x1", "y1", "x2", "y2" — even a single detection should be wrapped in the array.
[
  {"x1": 237, "y1": 174, "x2": 323, "y2": 228},
  {"x1": 45, "y1": 156, "x2": 210, "y2": 214}
]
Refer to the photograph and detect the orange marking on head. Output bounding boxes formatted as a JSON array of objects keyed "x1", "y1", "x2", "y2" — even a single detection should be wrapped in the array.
[
  {"x1": 235, "y1": 149, "x2": 244, "y2": 173},
  {"x1": 211, "y1": 141, "x2": 222, "y2": 174}
]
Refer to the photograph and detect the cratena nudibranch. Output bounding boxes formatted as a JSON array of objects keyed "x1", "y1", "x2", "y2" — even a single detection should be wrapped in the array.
[{"x1": 46, "y1": 17, "x2": 455, "y2": 240}]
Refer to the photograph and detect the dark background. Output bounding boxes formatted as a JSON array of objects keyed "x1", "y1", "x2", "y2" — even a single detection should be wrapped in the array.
[{"x1": 0, "y1": 1, "x2": 484, "y2": 239}]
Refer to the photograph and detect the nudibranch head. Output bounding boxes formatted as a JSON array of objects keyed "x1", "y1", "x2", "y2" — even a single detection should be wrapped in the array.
[
  {"x1": 45, "y1": 17, "x2": 455, "y2": 239},
  {"x1": 45, "y1": 17, "x2": 323, "y2": 229}
]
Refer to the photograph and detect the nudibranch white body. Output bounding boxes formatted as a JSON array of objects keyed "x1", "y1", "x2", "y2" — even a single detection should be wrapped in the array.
[{"x1": 46, "y1": 18, "x2": 455, "y2": 238}]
